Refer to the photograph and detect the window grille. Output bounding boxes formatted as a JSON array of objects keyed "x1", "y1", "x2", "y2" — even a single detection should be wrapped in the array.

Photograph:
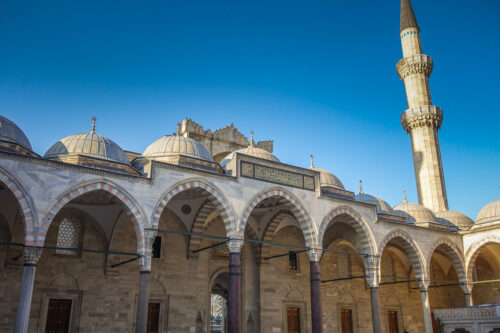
[
  {"x1": 472, "y1": 263, "x2": 478, "y2": 282},
  {"x1": 56, "y1": 217, "x2": 81, "y2": 256},
  {"x1": 337, "y1": 253, "x2": 351, "y2": 278},
  {"x1": 288, "y1": 251, "x2": 298, "y2": 271},
  {"x1": 152, "y1": 236, "x2": 162, "y2": 259},
  {"x1": 382, "y1": 256, "x2": 395, "y2": 281}
]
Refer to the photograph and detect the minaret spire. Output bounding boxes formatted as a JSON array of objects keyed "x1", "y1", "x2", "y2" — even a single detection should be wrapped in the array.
[
  {"x1": 400, "y1": 0, "x2": 419, "y2": 32},
  {"x1": 397, "y1": 1, "x2": 448, "y2": 212}
]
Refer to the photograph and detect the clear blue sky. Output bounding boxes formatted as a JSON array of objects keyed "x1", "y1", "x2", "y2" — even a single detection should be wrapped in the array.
[{"x1": 1, "y1": 0, "x2": 499, "y2": 219}]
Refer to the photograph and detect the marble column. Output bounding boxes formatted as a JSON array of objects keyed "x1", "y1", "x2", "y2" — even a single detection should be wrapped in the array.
[
  {"x1": 370, "y1": 287, "x2": 382, "y2": 333},
  {"x1": 228, "y1": 240, "x2": 243, "y2": 333},
  {"x1": 420, "y1": 288, "x2": 433, "y2": 333},
  {"x1": 135, "y1": 249, "x2": 152, "y2": 333},
  {"x1": 464, "y1": 292, "x2": 473, "y2": 307},
  {"x1": 14, "y1": 246, "x2": 42, "y2": 333},
  {"x1": 310, "y1": 261, "x2": 322, "y2": 333}
]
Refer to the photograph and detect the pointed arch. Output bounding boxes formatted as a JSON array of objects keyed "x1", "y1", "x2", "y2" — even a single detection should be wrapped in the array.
[
  {"x1": 38, "y1": 179, "x2": 148, "y2": 254},
  {"x1": 152, "y1": 178, "x2": 237, "y2": 237},
  {"x1": 189, "y1": 200, "x2": 217, "y2": 253},
  {"x1": 318, "y1": 205, "x2": 377, "y2": 256},
  {"x1": 465, "y1": 236, "x2": 500, "y2": 282},
  {"x1": 0, "y1": 167, "x2": 37, "y2": 245},
  {"x1": 261, "y1": 211, "x2": 294, "y2": 259},
  {"x1": 378, "y1": 229, "x2": 427, "y2": 286},
  {"x1": 238, "y1": 187, "x2": 317, "y2": 249},
  {"x1": 427, "y1": 237, "x2": 467, "y2": 284}
]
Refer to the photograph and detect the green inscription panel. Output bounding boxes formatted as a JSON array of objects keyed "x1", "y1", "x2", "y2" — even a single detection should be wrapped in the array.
[{"x1": 304, "y1": 176, "x2": 315, "y2": 191}]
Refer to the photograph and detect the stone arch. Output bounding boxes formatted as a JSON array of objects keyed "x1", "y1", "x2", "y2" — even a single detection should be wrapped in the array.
[
  {"x1": 0, "y1": 167, "x2": 37, "y2": 245},
  {"x1": 378, "y1": 229, "x2": 427, "y2": 286},
  {"x1": 189, "y1": 200, "x2": 217, "y2": 253},
  {"x1": 152, "y1": 178, "x2": 237, "y2": 237},
  {"x1": 38, "y1": 179, "x2": 148, "y2": 255},
  {"x1": 239, "y1": 187, "x2": 317, "y2": 249},
  {"x1": 465, "y1": 236, "x2": 500, "y2": 282},
  {"x1": 261, "y1": 211, "x2": 294, "y2": 259},
  {"x1": 318, "y1": 205, "x2": 377, "y2": 256},
  {"x1": 427, "y1": 237, "x2": 467, "y2": 284}
]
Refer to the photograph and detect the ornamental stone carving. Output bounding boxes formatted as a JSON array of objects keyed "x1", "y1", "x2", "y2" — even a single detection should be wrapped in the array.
[
  {"x1": 397, "y1": 54, "x2": 434, "y2": 81},
  {"x1": 227, "y1": 239, "x2": 244, "y2": 253},
  {"x1": 307, "y1": 248, "x2": 323, "y2": 262},
  {"x1": 434, "y1": 304, "x2": 500, "y2": 320},
  {"x1": 24, "y1": 246, "x2": 42, "y2": 265},
  {"x1": 401, "y1": 105, "x2": 443, "y2": 132}
]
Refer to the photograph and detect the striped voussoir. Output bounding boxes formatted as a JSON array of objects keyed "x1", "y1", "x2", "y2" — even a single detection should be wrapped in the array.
[
  {"x1": 37, "y1": 181, "x2": 147, "y2": 255},
  {"x1": 189, "y1": 200, "x2": 217, "y2": 253},
  {"x1": 261, "y1": 211, "x2": 294, "y2": 259},
  {"x1": 152, "y1": 180, "x2": 238, "y2": 238},
  {"x1": 465, "y1": 236, "x2": 500, "y2": 282},
  {"x1": 0, "y1": 170, "x2": 36, "y2": 245},
  {"x1": 239, "y1": 188, "x2": 317, "y2": 249},
  {"x1": 378, "y1": 229, "x2": 427, "y2": 288},
  {"x1": 318, "y1": 206, "x2": 376, "y2": 256},
  {"x1": 427, "y1": 237, "x2": 467, "y2": 285}
]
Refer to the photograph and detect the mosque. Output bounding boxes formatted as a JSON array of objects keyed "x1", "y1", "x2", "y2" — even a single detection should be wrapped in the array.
[{"x1": 1, "y1": 0, "x2": 499, "y2": 332}]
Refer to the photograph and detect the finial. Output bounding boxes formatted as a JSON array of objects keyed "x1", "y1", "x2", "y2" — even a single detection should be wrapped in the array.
[
  {"x1": 359, "y1": 180, "x2": 364, "y2": 194},
  {"x1": 176, "y1": 123, "x2": 181, "y2": 136},
  {"x1": 403, "y1": 189, "x2": 407, "y2": 203},
  {"x1": 250, "y1": 131, "x2": 255, "y2": 146},
  {"x1": 310, "y1": 154, "x2": 314, "y2": 168},
  {"x1": 91, "y1": 116, "x2": 96, "y2": 133}
]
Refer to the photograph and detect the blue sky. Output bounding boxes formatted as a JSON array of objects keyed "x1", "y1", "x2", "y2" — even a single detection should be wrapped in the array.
[{"x1": 1, "y1": 0, "x2": 499, "y2": 218}]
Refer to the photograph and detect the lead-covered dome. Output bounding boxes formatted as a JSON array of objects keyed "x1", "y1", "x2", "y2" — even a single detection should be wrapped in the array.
[
  {"x1": 45, "y1": 118, "x2": 131, "y2": 166},
  {"x1": 308, "y1": 155, "x2": 344, "y2": 189},
  {"x1": 476, "y1": 198, "x2": 500, "y2": 224},
  {"x1": 355, "y1": 181, "x2": 393, "y2": 213},
  {"x1": 0, "y1": 115, "x2": 32, "y2": 150},
  {"x1": 143, "y1": 135, "x2": 213, "y2": 162},
  {"x1": 436, "y1": 210, "x2": 474, "y2": 228},
  {"x1": 394, "y1": 199, "x2": 436, "y2": 223},
  {"x1": 220, "y1": 132, "x2": 279, "y2": 169}
]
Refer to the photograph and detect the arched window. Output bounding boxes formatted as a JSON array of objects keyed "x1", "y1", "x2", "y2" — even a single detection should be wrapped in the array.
[
  {"x1": 56, "y1": 217, "x2": 82, "y2": 256},
  {"x1": 337, "y1": 253, "x2": 352, "y2": 279}
]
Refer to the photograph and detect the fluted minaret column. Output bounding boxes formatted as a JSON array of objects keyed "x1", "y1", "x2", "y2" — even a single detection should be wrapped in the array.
[{"x1": 397, "y1": 0, "x2": 448, "y2": 213}]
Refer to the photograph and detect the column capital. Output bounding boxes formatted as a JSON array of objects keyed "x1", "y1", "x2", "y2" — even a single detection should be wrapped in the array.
[
  {"x1": 138, "y1": 254, "x2": 152, "y2": 272},
  {"x1": 364, "y1": 256, "x2": 380, "y2": 287},
  {"x1": 24, "y1": 246, "x2": 42, "y2": 265},
  {"x1": 307, "y1": 248, "x2": 323, "y2": 262},
  {"x1": 227, "y1": 239, "x2": 244, "y2": 253}
]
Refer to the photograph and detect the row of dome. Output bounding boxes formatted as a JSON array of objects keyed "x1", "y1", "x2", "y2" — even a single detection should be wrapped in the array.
[{"x1": 1, "y1": 115, "x2": 498, "y2": 227}]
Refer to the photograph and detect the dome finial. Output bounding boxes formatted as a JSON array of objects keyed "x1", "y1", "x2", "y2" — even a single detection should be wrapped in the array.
[
  {"x1": 359, "y1": 180, "x2": 364, "y2": 194},
  {"x1": 310, "y1": 154, "x2": 314, "y2": 168},
  {"x1": 403, "y1": 189, "x2": 408, "y2": 203},
  {"x1": 250, "y1": 131, "x2": 255, "y2": 146},
  {"x1": 91, "y1": 116, "x2": 96, "y2": 133}
]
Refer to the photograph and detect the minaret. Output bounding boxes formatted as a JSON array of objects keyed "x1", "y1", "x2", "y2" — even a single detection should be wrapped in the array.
[{"x1": 397, "y1": 0, "x2": 448, "y2": 212}]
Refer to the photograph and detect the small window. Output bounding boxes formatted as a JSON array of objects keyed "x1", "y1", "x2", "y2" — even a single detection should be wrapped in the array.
[
  {"x1": 288, "y1": 251, "x2": 298, "y2": 271},
  {"x1": 56, "y1": 217, "x2": 81, "y2": 256},
  {"x1": 337, "y1": 253, "x2": 352, "y2": 279},
  {"x1": 152, "y1": 236, "x2": 162, "y2": 259},
  {"x1": 382, "y1": 256, "x2": 396, "y2": 281}
]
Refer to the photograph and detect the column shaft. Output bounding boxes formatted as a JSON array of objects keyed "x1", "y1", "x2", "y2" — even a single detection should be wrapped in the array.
[
  {"x1": 228, "y1": 252, "x2": 241, "y2": 333},
  {"x1": 370, "y1": 287, "x2": 382, "y2": 333},
  {"x1": 14, "y1": 264, "x2": 37, "y2": 333},
  {"x1": 310, "y1": 261, "x2": 322, "y2": 333},
  {"x1": 420, "y1": 289, "x2": 433, "y2": 333},
  {"x1": 135, "y1": 271, "x2": 151, "y2": 333},
  {"x1": 464, "y1": 293, "x2": 473, "y2": 307}
]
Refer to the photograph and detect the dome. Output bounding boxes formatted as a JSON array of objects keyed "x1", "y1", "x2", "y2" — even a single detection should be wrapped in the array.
[
  {"x1": 220, "y1": 132, "x2": 279, "y2": 169},
  {"x1": 143, "y1": 135, "x2": 213, "y2": 162},
  {"x1": 394, "y1": 201, "x2": 436, "y2": 223},
  {"x1": 435, "y1": 210, "x2": 474, "y2": 228},
  {"x1": 356, "y1": 193, "x2": 393, "y2": 213},
  {"x1": 476, "y1": 198, "x2": 500, "y2": 224},
  {"x1": 0, "y1": 115, "x2": 32, "y2": 150},
  {"x1": 311, "y1": 167, "x2": 344, "y2": 189},
  {"x1": 45, "y1": 118, "x2": 131, "y2": 166}
]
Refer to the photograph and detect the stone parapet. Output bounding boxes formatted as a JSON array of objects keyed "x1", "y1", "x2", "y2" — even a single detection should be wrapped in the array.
[
  {"x1": 401, "y1": 105, "x2": 443, "y2": 133},
  {"x1": 397, "y1": 54, "x2": 433, "y2": 81}
]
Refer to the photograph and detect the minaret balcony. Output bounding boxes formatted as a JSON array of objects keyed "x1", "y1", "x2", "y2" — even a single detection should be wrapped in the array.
[
  {"x1": 397, "y1": 54, "x2": 433, "y2": 81},
  {"x1": 401, "y1": 105, "x2": 443, "y2": 132}
]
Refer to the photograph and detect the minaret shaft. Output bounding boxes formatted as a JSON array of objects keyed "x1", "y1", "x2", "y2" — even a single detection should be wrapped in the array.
[{"x1": 398, "y1": 1, "x2": 448, "y2": 212}]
